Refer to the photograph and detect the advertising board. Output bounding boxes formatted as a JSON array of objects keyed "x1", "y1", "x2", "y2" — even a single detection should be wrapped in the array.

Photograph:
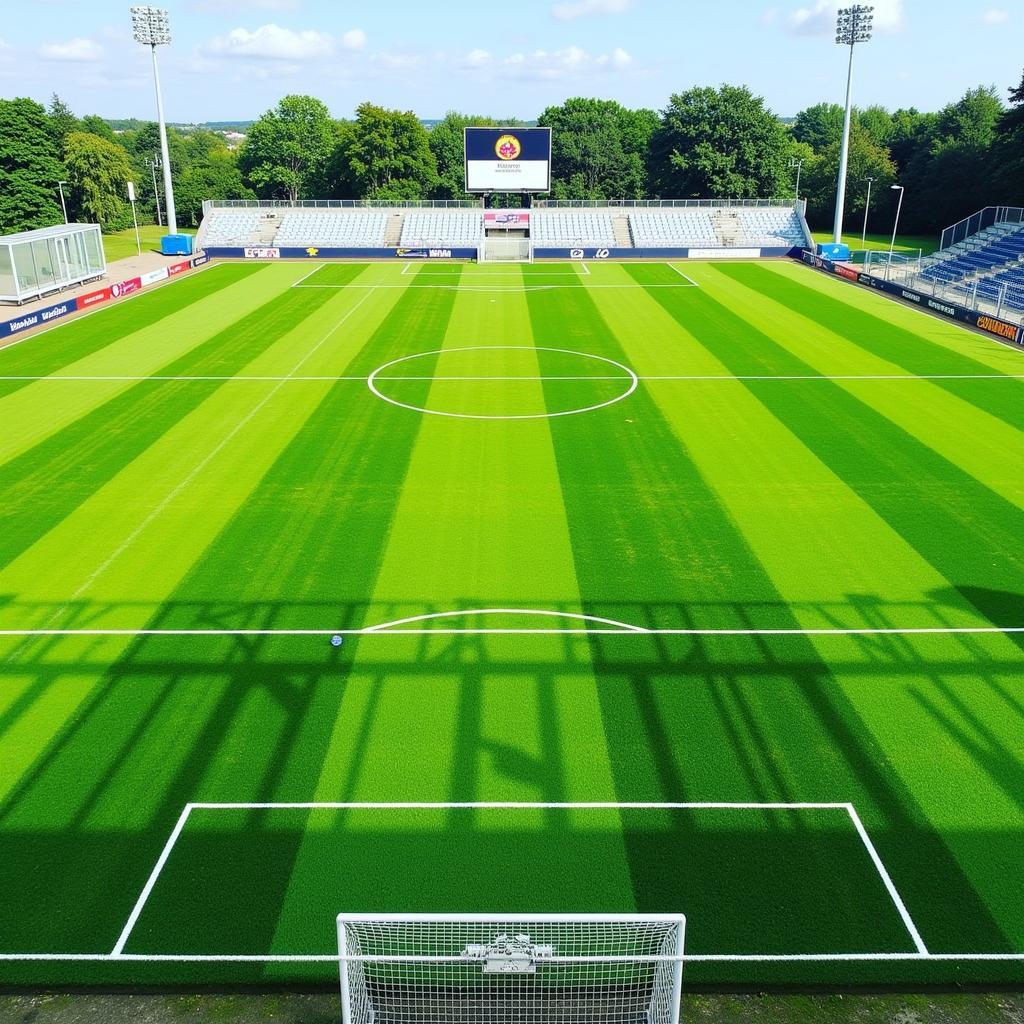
[{"x1": 465, "y1": 127, "x2": 552, "y2": 193}]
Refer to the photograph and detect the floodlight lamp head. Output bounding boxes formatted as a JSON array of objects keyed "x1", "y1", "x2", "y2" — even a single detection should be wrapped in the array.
[
  {"x1": 835, "y1": 4, "x2": 874, "y2": 45},
  {"x1": 131, "y1": 6, "x2": 171, "y2": 46}
]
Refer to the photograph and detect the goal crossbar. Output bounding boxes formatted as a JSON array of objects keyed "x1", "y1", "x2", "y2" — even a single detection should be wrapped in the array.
[{"x1": 337, "y1": 914, "x2": 686, "y2": 1024}]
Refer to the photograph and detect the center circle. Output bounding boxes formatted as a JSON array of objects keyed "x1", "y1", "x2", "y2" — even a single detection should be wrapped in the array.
[{"x1": 366, "y1": 346, "x2": 639, "y2": 420}]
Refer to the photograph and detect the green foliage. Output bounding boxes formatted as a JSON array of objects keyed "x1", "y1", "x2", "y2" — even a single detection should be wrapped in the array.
[
  {"x1": 336, "y1": 102, "x2": 438, "y2": 199},
  {"x1": 175, "y1": 156, "x2": 255, "y2": 226},
  {"x1": 63, "y1": 131, "x2": 135, "y2": 231},
  {"x1": 239, "y1": 95, "x2": 335, "y2": 201},
  {"x1": 428, "y1": 111, "x2": 498, "y2": 200},
  {"x1": 79, "y1": 115, "x2": 116, "y2": 143},
  {"x1": 540, "y1": 97, "x2": 657, "y2": 200},
  {"x1": 792, "y1": 103, "x2": 846, "y2": 152},
  {"x1": 857, "y1": 105, "x2": 895, "y2": 148},
  {"x1": 0, "y1": 97, "x2": 65, "y2": 233},
  {"x1": 650, "y1": 85, "x2": 790, "y2": 198},
  {"x1": 47, "y1": 94, "x2": 79, "y2": 148}
]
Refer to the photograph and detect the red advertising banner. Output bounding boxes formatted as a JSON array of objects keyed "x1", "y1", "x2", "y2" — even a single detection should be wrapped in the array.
[
  {"x1": 77, "y1": 287, "x2": 112, "y2": 310},
  {"x1": 484, "y1": 211, "x2": 530, "y2": 226},
  {"x1": 111, "y1": 277, "x2": 142, "y2": 299},
  {"x1": 836, "y1": 264, "x2": 859, "y2": 282},
  {"x1": 168, "y1": 260, "x2": 191, "y2": 277}
]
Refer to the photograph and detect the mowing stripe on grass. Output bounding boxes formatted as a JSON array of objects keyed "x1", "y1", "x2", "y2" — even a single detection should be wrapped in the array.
[
  {"x1": 0, "y1": 274, "x2": 362, "y2": 572},
  {"x1": 527, "y1": 268, "x2": 1013, "y2": 955},
  {"x1": 722, "y1": 262, "x2": 1024, "y2": 435},
  {"x1": 0, "y1": 265, "x2": 265, "y2": 400}
]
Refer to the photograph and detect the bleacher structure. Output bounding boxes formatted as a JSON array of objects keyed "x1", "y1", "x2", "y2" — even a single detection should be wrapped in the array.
[
  {"x1": 196, "y1": 200, "x2": 813, "y2": 260},
  {"x1": 900, "y1": 211, "x2": 1024, "y2": 322}
]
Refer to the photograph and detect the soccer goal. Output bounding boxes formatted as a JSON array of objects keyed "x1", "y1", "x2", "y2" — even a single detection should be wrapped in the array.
[
  {"x1": 337, "y1": 914, "x2": 686, "y2": 1024},
  {"x1": 479, "y1": 238, "x2": 533, "y2": 263}
]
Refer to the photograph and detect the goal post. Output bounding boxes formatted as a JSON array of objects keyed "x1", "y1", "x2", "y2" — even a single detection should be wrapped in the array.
[{"x1": 337, "y1": 913, "x2": 686, "y2": 1024}]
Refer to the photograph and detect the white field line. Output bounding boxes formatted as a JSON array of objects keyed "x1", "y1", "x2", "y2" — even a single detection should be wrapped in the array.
[
  {"x1": 291, "y1": 262, "x2": 328, "y2": 287},
  {"x1": 2, "y1": 373, "x2": 1022, "y2": 383},
  {"x1": 15, "y1": 798, "x2": 969, "y2": 964},
  {"x1": 291, "y1": 283, "x2": 701, "y2": 291},
  {"x1": 579, "y1": 261, "x2": 591, "y2": 276},
  {"x1": 59, "y1": 289, "x2": 375, "y2": 610},
  {"x1": 110, "y1": 805, "x2": 194, "y2": 955},
  {"x1": 668, "y1": 264, "x2": 700, "y2": 287},
  {"x1": 401, "y1": 262, "x2": 412, "y2": 275},
  {"x1": 844, "y1": 806, "x2": 928, "y2": 955}
]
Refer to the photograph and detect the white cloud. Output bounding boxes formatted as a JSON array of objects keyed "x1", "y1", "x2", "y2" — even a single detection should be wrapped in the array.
[
  {"x1": 484, "y1": 45, "x2": 635, "y2": 80},
  {"x1": 980, "y1": 8, "x2": 1009, "y2": 25},
  {"x1": 206, "y1": 23, "x2": 334, "y2": 60},
  {"x1": 341, "y1": 28, "x2": 367, "y2": 51},
  {"x1": 39, "y1": 37, "x2": 104, "y2": 61},
  {"x1": 552, "y1": 0, "x2": 631, "y2": 21},
  {"x1": 788, "y1": 0, "x2": 903, "y2": 36}
]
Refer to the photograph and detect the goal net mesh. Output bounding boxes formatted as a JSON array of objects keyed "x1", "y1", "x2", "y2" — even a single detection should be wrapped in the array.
[{"x1": 337, "y1": 916, "x2": 685, "y2": 1024}]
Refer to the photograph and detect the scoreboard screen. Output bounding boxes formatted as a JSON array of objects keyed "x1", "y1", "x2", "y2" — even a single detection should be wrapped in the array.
[{"x1": 464, "y1": 127, "x2": 552, "y2": 193}]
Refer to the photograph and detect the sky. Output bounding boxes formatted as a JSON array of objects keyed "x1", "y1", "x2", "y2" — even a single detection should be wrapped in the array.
[{"x1": 0, "y1": 0, "x2": 1019, "y2": 122}]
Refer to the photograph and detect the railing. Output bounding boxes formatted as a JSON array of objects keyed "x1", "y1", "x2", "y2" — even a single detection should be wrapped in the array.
[
  {"x1": 895, "y1": 266, "x2": 1024, "y2": 325},
  {"x1": 202, "y1": 199, "x2": 480, "y2": 213},
  {"x1": 531, "y1": 199, "x2": 795, "y2": 209},
  {"x1": 940, "y1": 206, "x2": 1024, "y2": 250}
]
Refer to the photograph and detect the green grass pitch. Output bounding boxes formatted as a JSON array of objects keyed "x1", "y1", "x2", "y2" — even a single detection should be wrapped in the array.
[{"x1": 0, "y1": 258, "x2": 1022, "y2": 990}]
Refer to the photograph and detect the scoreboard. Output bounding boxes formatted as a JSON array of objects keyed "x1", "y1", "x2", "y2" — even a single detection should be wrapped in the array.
[{"x1": 464, "y1": 127, "x2": 552, "y2": 193}]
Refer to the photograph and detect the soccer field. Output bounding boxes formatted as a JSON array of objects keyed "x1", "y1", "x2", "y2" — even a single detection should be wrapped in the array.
[{"x1": 0, "y1": 258, "x2": 1022, "y2": 989}]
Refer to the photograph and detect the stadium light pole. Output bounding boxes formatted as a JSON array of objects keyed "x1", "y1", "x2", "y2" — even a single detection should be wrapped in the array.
[
  {"x1": 861, "y1": 176, "x2": 875, "y2": 249},
  {"x1": 56, "y1": 180, "x2": 69, "y2": 224},
  {"x1": 832, "y1": 5, "x2": 874, "y2": 245},
  {"x1": 790, "y1": 157, "x2": 804, "y2": 201},
  {"x1": 146, "y1": 153, "x2": 163, "y2": 227},
  {"x1": 886, "y1": 183, "x2": 904, "y2": 279},
  {"x1": 131, "y1": 6, "x2": 177, "y2": 235}
]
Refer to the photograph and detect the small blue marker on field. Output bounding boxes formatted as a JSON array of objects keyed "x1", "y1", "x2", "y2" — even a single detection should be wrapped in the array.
[{"x1": 330, "y1": 635, "x2": 344, "y2": 647}]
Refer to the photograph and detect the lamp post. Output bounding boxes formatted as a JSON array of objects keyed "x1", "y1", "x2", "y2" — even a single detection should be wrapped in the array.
[
  {"x1": 861, "y1": 176, "x2": 875, "y2": 249},
  {"x1": 131, "y1": 6, "x2": 177, "y2": 235},
  {"x1": 887, "y1": 184, "x2": 904, "y2": 280},
  {"x1": 832, "y1": 5, "x2": 874, "y2": 244},
  {"x1": 145, "y1": 153, "x2": 163, "y2": 227},
  {"x1": 56, "y1": 180, "x2": 69, "y2": 224},
  {"x1": 790, "y1": 157, "x2": 804, "y2": 201}
]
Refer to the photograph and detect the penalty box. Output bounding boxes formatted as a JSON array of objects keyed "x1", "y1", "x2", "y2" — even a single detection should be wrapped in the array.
[{"x1": 113, "y1": 802, "x2": 925, "y2": 961}]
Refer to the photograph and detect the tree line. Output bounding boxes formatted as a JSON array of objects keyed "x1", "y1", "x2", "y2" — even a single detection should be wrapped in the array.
[{"x1": 1, "y1": 74, "x2": 1022, "y2": 239}]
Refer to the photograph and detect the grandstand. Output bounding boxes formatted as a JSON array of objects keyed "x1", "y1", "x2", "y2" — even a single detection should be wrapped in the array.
[
  {"x1": 530, "y1": 209, "x2": 618, "y2": 247},
  {"x1": 273, "y1": 211, "x2": 388, "y2": 248},
  {"x1": 628, "y1": 209, "x2": 719, "y2": 247},
  {"x1": 400, "y1": 210, "x2": 482, "y2": 248}
]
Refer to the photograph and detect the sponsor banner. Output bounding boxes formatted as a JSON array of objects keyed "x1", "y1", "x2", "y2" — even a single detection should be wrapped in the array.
[
  {"x1": 168, "y1": 259, "x2": 191, "y2": 277},
  {"x1": 836, "y1": 264, "x2": 859, "y2": 282},
  {"x1": 78, "y1": 286, "x2": 113, "y2": 309},
  {"x1": 484, "y1": 211, "x2": 530, "y2": 226},
  {"x1": 111, "y1": 277, "x2": 142, "y2": 299},
  {"x1": 191, "y1": 254, "x2": 209, "y2": 267},
  {"x1": 688, "y1": 247, "x2": 761, "y2": 260},
  {"x1": 396, "y1": 247, "x2": 455, "y2": 259},
  {"x1": 0, "y1": 298, "x2": 76, "y2": 339},
  {"x1": 800, "y1": 254, "x2": 1024, "y2": 347},
  {"x1": 141, "y1": 267, "x2": 170, "y2": 287},
  {"x1": 243, "y1": 247, "x2": 281, "y2": 260},
  {"x1": 465, "y1": 127, "x2": 552, "y2": 193}
]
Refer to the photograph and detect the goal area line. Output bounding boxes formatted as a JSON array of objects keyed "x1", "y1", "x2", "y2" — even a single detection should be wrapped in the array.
[{"x1": 98, "y1": 800, "x2": 925, "y2": 963}]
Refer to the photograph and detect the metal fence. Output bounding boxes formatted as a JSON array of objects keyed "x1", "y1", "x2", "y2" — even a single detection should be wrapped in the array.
[
  {"x1": 940, "y1": 206, "x2": 1024, "y2": 250},
  {"x1": 882, "y1": 261, "x2": 1024, "y2": 326},
  {"x1": 531, "y1": 199, "x2": 797, "y2": 209},
  {"x1": 202, "y1": 199, "x2": 481, "y2": 213}
]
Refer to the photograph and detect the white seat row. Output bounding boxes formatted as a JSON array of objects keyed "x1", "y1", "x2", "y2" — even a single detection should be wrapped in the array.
[
  {"x1": 203, "y1": 212, "x2": 260, "y2": 247},
  {"x1": 400, "y1": 212, "x2": 482, "y2": 247},
  {"x1": 274, "y1": 212, "x2": 387, "y2": 247},
  {"x1": 628, "y1": 211, "x2": 718, "y2": 247},
  {"x1": 735, "y1": 210, "x2": 805, "y2": 246},
  {"x1": 531, "y1": 212, "x2": 616, "y2": 246}
]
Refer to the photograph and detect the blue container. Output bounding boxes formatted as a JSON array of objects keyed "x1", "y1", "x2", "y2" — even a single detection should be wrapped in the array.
[
  {"x1": 161, "y1": 233, "x2": 194, "y2": 256},
  {"x1": 817, "y1": 242, "x2": 851, "y2": 260}
]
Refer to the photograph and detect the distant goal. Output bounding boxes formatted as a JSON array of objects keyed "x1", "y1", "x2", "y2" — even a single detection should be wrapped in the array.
[{"x1": 337, "y1": 914, "x2": 686, "y2": 1024}]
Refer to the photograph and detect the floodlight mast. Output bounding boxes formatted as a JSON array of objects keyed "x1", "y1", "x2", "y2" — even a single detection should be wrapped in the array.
[
  {"x1": 832, "y1": 5, "x2": 874, "y2": 244},
  {"x1": 131, "y1": 6, "x2": 177, "y2": 235}
]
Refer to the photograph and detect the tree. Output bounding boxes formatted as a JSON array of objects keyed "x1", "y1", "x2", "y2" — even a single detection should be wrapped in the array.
[
  {"x1": 175, "y1": 156, "x2": 255, "y2": 226},
  {"x1": 995, "y1": 69, "x2": 1024, "y2": 204},
  {"x1": 80, "y1": 115, "x2": 116, "y2": 143},
  {"x1": 650, "y1": 86, "x2": 790, "y2": 198},
  {"x1": 858, "y1": 105, "x2": 895, "y2": 149},
  {"x1": 539, "y1": 98, "x2": 657, "y2": 200},
  {"x1": 428, "y1": 111, "x2": 498, "y2": 200},
  {"x1": 887, "y1": 108, "x2": 937, "y2": 175},
  {"x1": 63, "y1": 131, "x2": 135, "y2": 231},
  {"x1": 48, "y1": 94, "x2": 79, "y2": 147},
  {"x1": 801, "y1": 122, "x2": 897, "y2": 231},
  {"x1": 335, "y1": 102, "x2": 438, "y2": 200},
  {"x1": 239, "y1": 95, "x2": 335, "y2": 201},
  {"x1": 0, "y1": 97, "x2": 65, "y2": 233},
  {"x1": 792, "y1": 102, "x2": 845, "y2": 152}
]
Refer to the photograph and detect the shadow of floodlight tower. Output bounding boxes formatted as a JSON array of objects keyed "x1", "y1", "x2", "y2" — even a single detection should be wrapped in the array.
[
  {"x1": 832, "y1": 5, "x2": 874, "y2": 245},
  {"x1": 131, "y1": 6, "x2": 177, "y2": 236}
]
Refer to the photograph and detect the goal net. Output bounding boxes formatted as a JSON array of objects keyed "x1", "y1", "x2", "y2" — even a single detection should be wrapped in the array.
[
  {"x1": 479, "y1": 238, "x2": 533, "y2": 263},
  {"x1": 337, "y1": 914, "x2": 685, "y2": 1024}
]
